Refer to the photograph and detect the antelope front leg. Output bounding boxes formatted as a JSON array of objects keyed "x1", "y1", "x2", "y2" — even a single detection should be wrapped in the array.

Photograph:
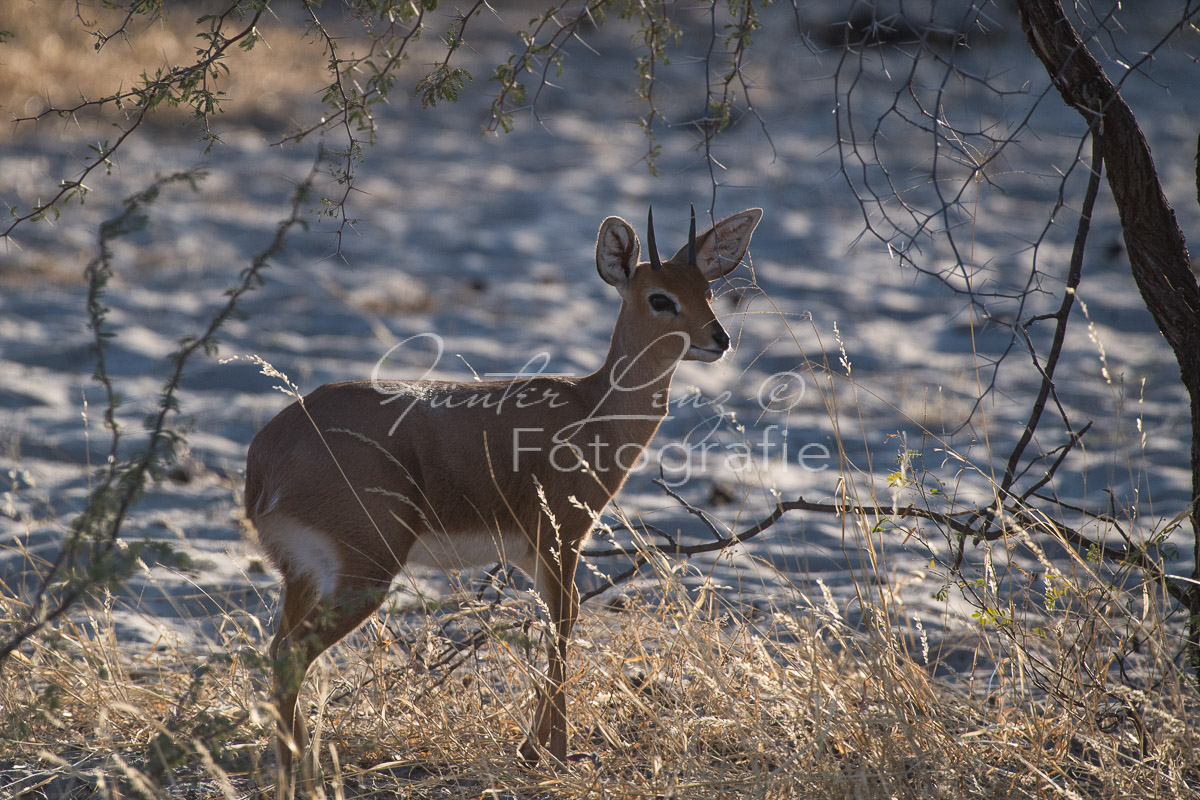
[{"x1": 520, "y1": 547, "x2": 580, "y2": 764}]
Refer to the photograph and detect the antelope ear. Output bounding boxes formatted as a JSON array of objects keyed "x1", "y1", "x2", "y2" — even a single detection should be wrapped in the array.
[
  {"x1": 674, "y1": 208, "x2": 763, "y2": 281},
  {"x1": 596, "y1": 216, "x2": 640, "y2": 290}
]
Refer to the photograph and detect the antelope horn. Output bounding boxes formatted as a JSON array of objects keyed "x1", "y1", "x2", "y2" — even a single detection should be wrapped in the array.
[
  {"x1": 687, "y1": 204, "x2": 697, "y2": 266},
  {"x1": 646, "y1": 207, "x2": 662, "y2": 270}
]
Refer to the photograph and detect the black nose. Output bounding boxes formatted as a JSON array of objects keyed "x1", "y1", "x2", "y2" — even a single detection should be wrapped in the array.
[{"x1": 711, "y1": 325, "x2": 730, "y2": 351}]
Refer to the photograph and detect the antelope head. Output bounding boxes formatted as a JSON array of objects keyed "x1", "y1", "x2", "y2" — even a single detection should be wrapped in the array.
[{"x1": 596, "y1": 205, "x2": 763, "y2": 362}]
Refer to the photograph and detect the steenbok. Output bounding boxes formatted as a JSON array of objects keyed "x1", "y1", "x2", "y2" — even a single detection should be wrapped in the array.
[{"x1": 245, "y1": 206, "x2": 761, "y2": 782}]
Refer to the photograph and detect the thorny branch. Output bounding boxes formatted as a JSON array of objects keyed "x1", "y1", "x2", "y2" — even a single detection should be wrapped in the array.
[
  {"x1": 487, "y1": 1, "x2": 606, "y2": 134},
  {"x1": 3, "y1": 5, "x2": 265, "y2": 240},
  {"x1": 0, "y1": 154, "x2": 320, "y2": 668},
  {"x1": 698, "y1": 0, "x2": 774, "y2": 212}
]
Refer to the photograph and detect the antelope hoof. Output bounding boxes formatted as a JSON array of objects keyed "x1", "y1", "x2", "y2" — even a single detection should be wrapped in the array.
[{"x1": 518, "y1": 739, "x2": 541, "y2": 764}]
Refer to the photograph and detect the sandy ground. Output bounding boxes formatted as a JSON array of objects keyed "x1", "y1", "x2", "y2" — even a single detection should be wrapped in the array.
[{"x1": 1, "y1": 4, "x2": 1197, "y2": 670}]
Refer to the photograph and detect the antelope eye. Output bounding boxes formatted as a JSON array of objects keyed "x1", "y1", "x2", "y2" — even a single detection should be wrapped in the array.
[{"x1": 648, "y1": 293, "x2": 678, "y2": 314}]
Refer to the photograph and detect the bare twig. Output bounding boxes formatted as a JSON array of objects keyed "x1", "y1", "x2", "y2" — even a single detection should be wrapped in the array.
[{"x1": 999, "y1": 134, "x2": 1103, "y2": 498}]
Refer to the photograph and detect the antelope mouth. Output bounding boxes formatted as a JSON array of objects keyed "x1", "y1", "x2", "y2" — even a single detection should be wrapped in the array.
[{"x1": 687, "y1": 345, "x2": 726, "y2": 362}]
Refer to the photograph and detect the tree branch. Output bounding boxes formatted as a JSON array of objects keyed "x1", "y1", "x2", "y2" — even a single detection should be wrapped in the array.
[
  {"x1": 999, "y1": 135, "x2": 1100, "y2": 496},
  {"x1": 0, "y1": 154, "x2": 318, "y2": 668},
  {"x1": 1015, "y1": 0, "x2": 1200, "y2": 668}
]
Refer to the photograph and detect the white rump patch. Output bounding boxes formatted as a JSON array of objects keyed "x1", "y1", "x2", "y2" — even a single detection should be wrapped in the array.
[
  {"x1": 255, "y1": 515, "x2": 342, "y2": 599},
  {"x1": 407, "y1": 530, "x2": 533, "y2": 575}
]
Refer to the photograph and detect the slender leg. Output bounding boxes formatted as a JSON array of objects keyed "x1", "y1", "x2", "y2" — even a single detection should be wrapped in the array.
[
  {"x1": 519, "y1": 543, "x2": 581, "y2": 764},
  {"x1": 270, "y1": 578, "x2": 319, "y2": 776},
  {"x1": 270, "y1": 578, "x2": 386, "y2": 799}
]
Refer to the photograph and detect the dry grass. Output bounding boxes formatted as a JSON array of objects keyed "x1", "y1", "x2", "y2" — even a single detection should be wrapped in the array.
[
  {"x1": 2, "y1": 537, "x2": 1197, "y2": 800},
  {"x1": 0, "y1": 0, "x2": 330, "y2": 132}
]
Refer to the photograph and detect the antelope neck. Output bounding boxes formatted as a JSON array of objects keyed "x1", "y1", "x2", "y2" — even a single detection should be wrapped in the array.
[{"x1": 577, "y1": 304, "x2": 682, "y2": 437}]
